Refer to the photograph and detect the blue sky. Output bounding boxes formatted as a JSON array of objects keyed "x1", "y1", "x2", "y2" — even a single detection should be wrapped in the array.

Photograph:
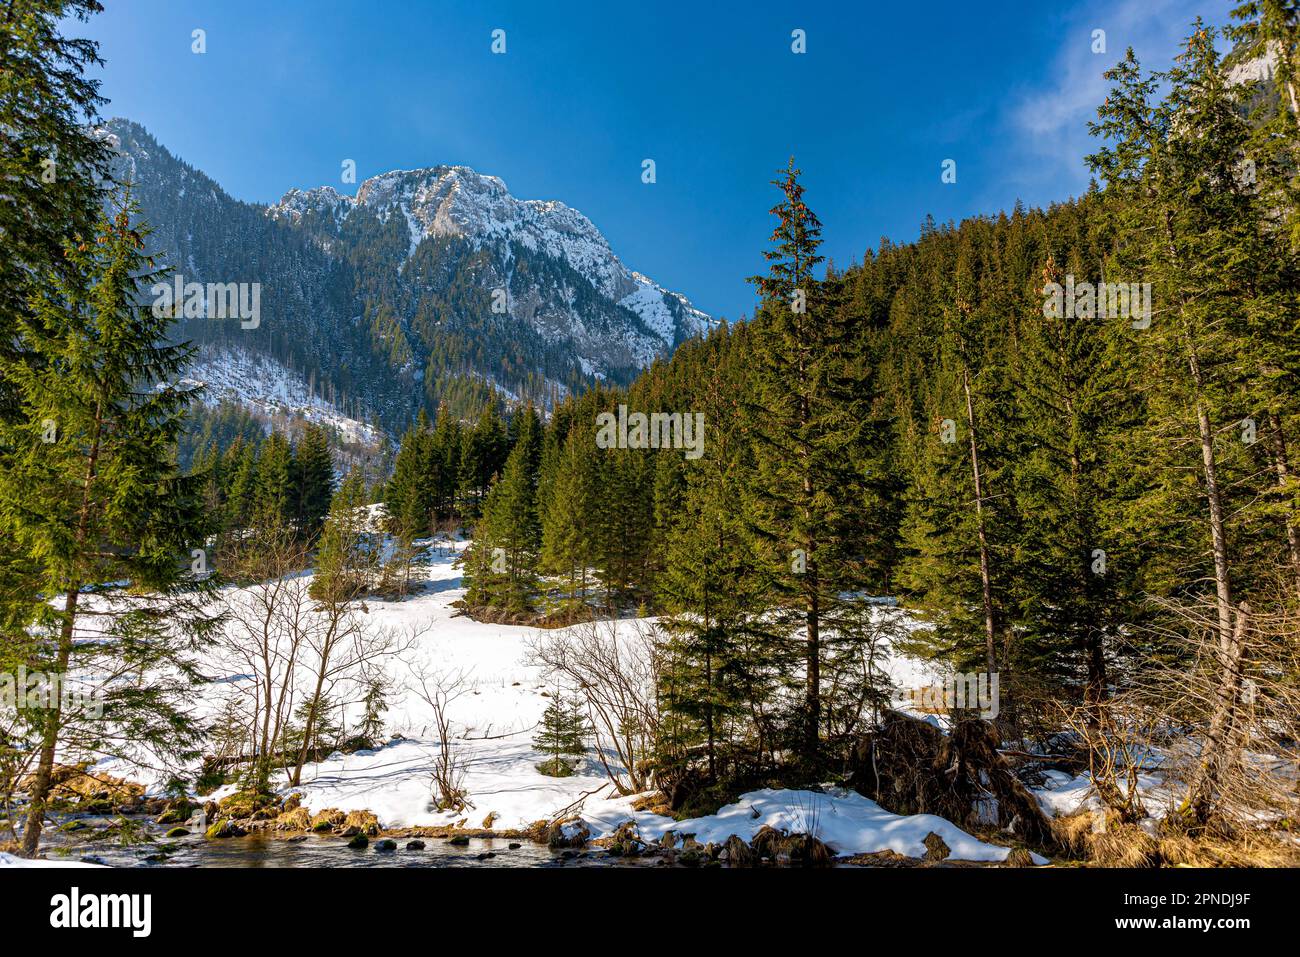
[{"x1": 74, "y1": 0, "x2": 1235, "y2": 321}]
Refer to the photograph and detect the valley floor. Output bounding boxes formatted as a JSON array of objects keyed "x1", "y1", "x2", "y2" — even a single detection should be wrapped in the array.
[{"x1": 9, "y1": 538, "x2": 1124, "y2": 867}]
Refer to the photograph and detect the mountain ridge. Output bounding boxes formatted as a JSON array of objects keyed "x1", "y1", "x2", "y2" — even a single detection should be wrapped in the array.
[{"x1": 95, "y1": 117, "x2": 714, "y2": 435}]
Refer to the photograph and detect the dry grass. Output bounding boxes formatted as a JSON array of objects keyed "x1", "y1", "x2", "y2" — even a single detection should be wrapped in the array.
[{"x1": 1051, "y1": 808, "x2": 1300, "y2": 867}]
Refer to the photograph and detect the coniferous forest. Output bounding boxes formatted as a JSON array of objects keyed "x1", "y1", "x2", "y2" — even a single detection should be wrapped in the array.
[{"x1": 2, "y1": 0, "x2": 1299, "y2": 929}]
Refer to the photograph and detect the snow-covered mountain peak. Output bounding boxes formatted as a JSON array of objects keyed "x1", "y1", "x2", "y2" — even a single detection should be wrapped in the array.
[
  {"x1": 273, "y1": 185, "x2": 353, "y2": 225},
  {"x1": 267, "y1": 161, "x2": 714, "y2": 344},
  {"x1": 1226, "y1": 39, "x2": 1279, "y2": 87},
  {"x1": 96, "y1": 117, "x2": 715, "y2": 425}
]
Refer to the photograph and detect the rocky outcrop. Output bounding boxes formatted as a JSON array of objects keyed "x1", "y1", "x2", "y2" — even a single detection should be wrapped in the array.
[
  {"x1": 310, "y1": 808, "x2": 346, "y2": 832},
  {"x1": 545, "y1": 817, "x2": 590, "y2": 848},
  {"x1": 274, "y1": 807, "x2": 312, "y2": 831},
  {"x1": 923, "y1": 831, "x2": 951, "y2": 862},
  {"x1": 205, "y1": 817, "x2": 245, "y2": 839},
  {"x1": 339, "y1": 810, "x2": 381, "y2": 838},
  {"x1": 605, "y1": 821, "x2": 647, "y2": 857}
]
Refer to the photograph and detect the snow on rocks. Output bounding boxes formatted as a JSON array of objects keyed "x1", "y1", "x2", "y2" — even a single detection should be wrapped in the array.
[
  {"x1": 267, "y1": 164, "x2": 714, "y2": 353},
  {"x1": 580, "y1": 788, "x2": 1044, "y2": 864}
]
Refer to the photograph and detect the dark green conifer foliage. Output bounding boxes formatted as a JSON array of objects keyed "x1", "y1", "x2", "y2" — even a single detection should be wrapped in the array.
[
  {"x1": 0, "y1": 0, "x2": 113, "y2": 423},
  {"x1": 533, "y1": 692, "x2": 591, "y2": 776},
  {"x1": 466, "y1": 436, "x2": 540, "y2": 612},
  {"x1": 743, "y1": 159, "x2": 874, "y2": 766},
  {"x1": 255, "y1": 431, "x2": 294, "y2": 528},
  {"x1": 540, "y1": 427, "x2": 597, "y2": 605},
  {"x1": 460, "y1": 404, "x2": 508, "y2": 520},
  {"x1": 292, "y1": 423, "x2": 335, "y2": 542},
  {"x1": 429, "y1": 409, "x2": 463, "y2": 525},
  {"x1": 0, "y1": 203, "x2": 221, "y2": 856},
  {"x1": 311, "y1": 469, "x2": 376, "y2": 604}
]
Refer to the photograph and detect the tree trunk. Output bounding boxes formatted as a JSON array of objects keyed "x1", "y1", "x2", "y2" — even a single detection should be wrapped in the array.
[
  {"x1": 797, "y1": 289, "x2": 820, "y2": 766},
  {"x1": 1265, "y1": 409, "x2": 1300, "y2": 600},
  {"x1": 1084, "y1": 628, "x2": 1108, "y2": 726},
  {"x1": 805, "y1": 588, "x2": 820, "y2": 764},
  {"x1": 704, "y1": 645, "x2": 715, "y2": 782},
  {"x1": 20, "y1": 591, "x2": 77, "y2": 857},
  {"x1": 291, "y1": 672, "x2": 328, "y2": 787},
  {"x1": 962, "y1": 365, "x2": 998, "y2": 676},
  {"x1": 1192, "y1": 386, "x2": 1235, "y2": 652},
  {"x1": 1187, "y1": 601, "x2": 1251, "y2": 825},
  {"x1": 21, "y1": 397, "x2": 103, "y2": 857},
  {"x1": 1165, "y1": 209, "x2": 1235, "y2": 657}
]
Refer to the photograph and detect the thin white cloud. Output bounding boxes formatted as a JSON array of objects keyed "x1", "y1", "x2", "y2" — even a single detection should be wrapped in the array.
[{"x1": 1003, "y1": 0, "x2": 1234, "y2": 196}]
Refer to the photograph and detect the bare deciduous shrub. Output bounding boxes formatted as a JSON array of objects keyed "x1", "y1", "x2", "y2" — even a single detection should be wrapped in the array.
[
  {"x1": 407, "y1": 661, "x2": 472, "y2": 811},
  {"x1": 528, "y1": 619, "x2": 662, "y2": 794},
  {"x1": 1056, "y1": 691, "x2": 1152, "y2": 825},
  {"x1": 217, "y1": 522, "x2": 312, "y2": 789},
  {"x1": 213, "y1": 516, "x2": 421, "y2": 790},
  {"x1": 288, "y1": 619, "x2": 421, "y2": 786},
  {"x1": 1138, "y1": 592, "x2": 1300, "y2": 835}
]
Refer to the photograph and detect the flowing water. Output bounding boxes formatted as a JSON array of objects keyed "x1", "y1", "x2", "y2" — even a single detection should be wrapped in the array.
[{"x1": 27, "y1": 814, "x2": 649, "y2": 868}]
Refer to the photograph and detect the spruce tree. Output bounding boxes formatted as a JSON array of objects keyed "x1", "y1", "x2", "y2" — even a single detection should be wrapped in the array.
[
  {"x1": 292, "y1": 423, "x2": 335, "y2": 542},
  {"x1": 459, "y1": 404, "x2": 508, "y2": 520},
  {"x1": 0, "y1": 203, "x2": 219, "y2": 856},
  {"x1": 533, "y1": 692, "x2": 590, "y2": 776},
  {"x1": 0, "y1": 0, "x2": 113, "y2": 423},
  {"x1": 311, "y1": 469, "x2": 376, "y2": 605},
  {"x1": 358, "y1": 673, "x2": 390, "y2": 746},
  {"x1": 429, "y1": 409, "x2": 463, "y2": 526},
  {"x1": 743, "y1": 159, "x2": 876, "y2": 766},
  {"x1": 381, "y1": 419, "x2": 431, "y2": 594},
  {"x1": 605, "y1": 448, "x2": 654, "y2": 609},
  {"x1": 223, "y1": 438, "x2": 260, "y2": 537},
  {"x1": 1007, "y1": 210, "x2": 1142, "y2": 760},
  {"x1": 255, "y1": 431, "x2": 294, "y2": 529},
  {"x1": 540, "y1": 428, "x2": 597, "y2": 605},
  {"x1": 1087, "y1": 26, "x2": 1284, "y2": 823},
  {"x1": 654, "y1": 329, "x2": 771, "y2": 782},
  {"x1": 0, "y1": 0, "x2": 113, "y2": 686},
  {"x1": 467, "y1": 438, "x2": 540, "y2": 612}
]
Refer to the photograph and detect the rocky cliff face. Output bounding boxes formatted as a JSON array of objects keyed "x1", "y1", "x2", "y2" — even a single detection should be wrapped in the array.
[{"x1": 98, "y1": 118, "x2": 713, "y2": 432}]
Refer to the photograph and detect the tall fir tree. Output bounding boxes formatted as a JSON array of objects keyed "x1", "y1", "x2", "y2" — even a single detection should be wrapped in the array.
[
  {"x1": 0, "y1": 202, "x2": 221, "y2": 856},
  {"x1": 743, "y1": 159, "x2": 876, "y2": 766},
  {"x1": 0, "y1": 0, "x2": 114, "y2": 681},
  {"x1": 0, "y1": 0, "x2": 113, "y2": 423},
  {"x1": 466, "y1": 436, "x2": 540, "y2": 613},
  {"x1": 540, "y1": 427, "x2": 597, "y2": 606}
]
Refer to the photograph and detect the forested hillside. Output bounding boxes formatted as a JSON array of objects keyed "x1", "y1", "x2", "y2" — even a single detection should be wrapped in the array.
[
  {"x1": 99, "y1": 118, "x2": 713, "y2": 435},
  {"x1": 390, "y1": 16, "x2": 1300, "y2": 839}
]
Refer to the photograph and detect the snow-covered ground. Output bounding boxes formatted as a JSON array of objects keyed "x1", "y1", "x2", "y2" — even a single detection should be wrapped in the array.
[
  {"x1": 67, "y1": 539, "x2": 1069, "y2": 863},
  {"x1": 178, "y1": 346, "x2": 382, "y2": 446},
  {"x1": 1031, "y1": 767, "x2": 1172, "y2": 821}
]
